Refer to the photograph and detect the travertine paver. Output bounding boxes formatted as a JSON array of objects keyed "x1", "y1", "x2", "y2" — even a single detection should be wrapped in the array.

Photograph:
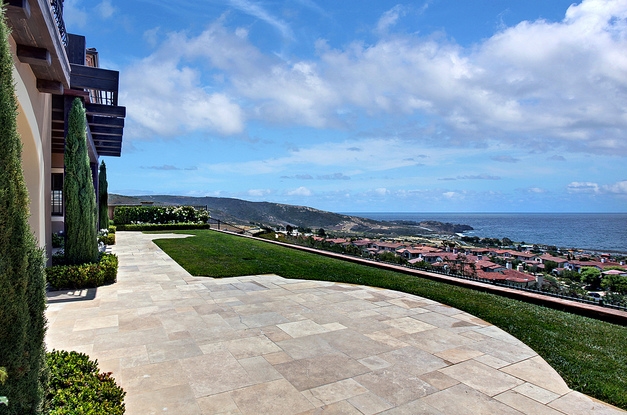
[{"x1": 45, "y1": 232, "x2": 627, "y2": 415}]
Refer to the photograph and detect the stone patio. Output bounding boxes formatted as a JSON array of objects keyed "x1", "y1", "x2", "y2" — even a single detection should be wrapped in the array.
[{"x1": 45, "y1": 232, "x2": 626, "y2": 414}]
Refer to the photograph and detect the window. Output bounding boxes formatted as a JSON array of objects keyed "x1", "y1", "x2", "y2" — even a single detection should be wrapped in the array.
[{"x1": 51, "y1": 173, "x2": 63, "y2": 216}]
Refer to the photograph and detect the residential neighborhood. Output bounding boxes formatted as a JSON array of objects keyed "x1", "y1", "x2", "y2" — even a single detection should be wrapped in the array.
[{"x1": 274, "y1": 230, "x2": 627, "y2": 300}]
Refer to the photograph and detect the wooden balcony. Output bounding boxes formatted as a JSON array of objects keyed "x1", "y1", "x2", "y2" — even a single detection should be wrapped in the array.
[
  {"x1": 5, "y1": 0, "x2": 70, "y2": 94},
  {"x1": 52, "y1": 95, "x2": 126, "y2": 158}
]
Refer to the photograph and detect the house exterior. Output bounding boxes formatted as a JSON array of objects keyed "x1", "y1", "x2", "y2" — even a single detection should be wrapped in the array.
[
  {"x1": 537, "y1": 253, "x2": 568, "y2": 267},
  {"x1": 5, "y1": 0, "x2": 125, "y2": 263},
  {"x1": 371, "y1": 241, "x2": 405, "y2": 253}
]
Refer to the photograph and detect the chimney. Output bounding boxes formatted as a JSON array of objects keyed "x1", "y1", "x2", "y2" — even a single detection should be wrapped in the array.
[
  {"x1": 477, "y1": 254, "x2": 482, "y2": 261},
  {"x1": 506, "y1": 262, "x2": 512, "y2": 270},
  {"x1": 517, "y1": 264, "x2": 524, "y2": 272}
]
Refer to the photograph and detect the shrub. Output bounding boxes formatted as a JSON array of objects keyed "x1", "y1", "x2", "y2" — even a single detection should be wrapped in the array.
[
  {"x1": 46, "y1": 350, "x2": 125, "y2": 415},
  {"x1": 46, "y1": 253, "x2": 118, "y2": 290},
  {"x1": 51, "y1": 233, "x2": 64, "y2": 248},
  {"x1": 113, "y1": 205, "x2": 209, "y2": 225},
  {"x1": 0, "y1": 9, "x2": 48, "y2": 413},
  {"x1": 98, "y1": 161, "x2": 109, "y2": 230},
  {"x1": 97, "y1": 229, "x2": 115, "y2": 245},
  {"x1": 64, "y1": 98, "x2": 99, "y2": 265},
  {"x1": 108, "y1": 225, "x2": 116, "y2": 234},
  {"x1": 116, "y1": 223, "x2": 210, "y2": 231}
]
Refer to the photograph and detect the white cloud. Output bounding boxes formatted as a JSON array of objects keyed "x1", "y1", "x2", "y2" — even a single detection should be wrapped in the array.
[
  {"x1": 567, "y1": 182, "x2": 600, "y2": 193},
  {"x1": 97, "y1": 0, "x2": 115, "y2": 19},
  {"x1": 228, "y1": 0, "x2": 293, "y2": 39},
  {"x1": 527, "y1": 187, "x2": 546, "y2": 194},
  {"x1": 121, "y1": 31, "x2": 245, "y2": 138},
  {"x1": 602, "y1": 180, "x2": 627, "y2": 194},
  {"x1": 143, "y1": 27, "x2": 161, "y2": 48},
  {"x1": 566, "y1": 180, "x2": 627, "y2": 195},
  {"x1": 376, "y1": 5, "x2": 407, "y2": 34},
  {"x1": 63, "y1": 0, "x2": 88, "y2": 28},
  {"x1": 247, "y1": 189, "x2": 272, "y2": 197},
  {"x1": 123, "y1": 0, "x2": 627, "y2": 156},
  {"x1": 287, "y1": 186, "x2": 312, "y2": 196},
  {"x1": 491, "y1": 155, "x2": 520, "y2": 163},
  {"x1": 199, "y1": 138, "x2": 436, "y2": 176}
]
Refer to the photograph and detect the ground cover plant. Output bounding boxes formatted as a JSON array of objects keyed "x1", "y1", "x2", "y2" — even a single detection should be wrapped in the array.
[
  {"x1": 153, "y1": 229, "x2": 627, "y2": 410},
  {"x1": 46, "y1": 350, "x2": 125, "y2": 415}
]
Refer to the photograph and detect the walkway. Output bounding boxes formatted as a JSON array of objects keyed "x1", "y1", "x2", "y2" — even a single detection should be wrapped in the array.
[{"x1": 45, "y1": 232, "x2": 625, "y2": 414}]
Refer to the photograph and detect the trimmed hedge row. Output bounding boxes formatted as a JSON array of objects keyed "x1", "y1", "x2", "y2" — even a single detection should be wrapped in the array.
[
  {"x1": 46, "y1": 350, "x2": 125, "y2": 415},
  {"x1": 115, "y1": 223, "x2": 211, "y2": 231},
  {"x1": 46, "y1": 253, "x2": 118, "y2": 290},
  {"x1": 113, "y1": 205, "x2": 209, "y2": 225}
]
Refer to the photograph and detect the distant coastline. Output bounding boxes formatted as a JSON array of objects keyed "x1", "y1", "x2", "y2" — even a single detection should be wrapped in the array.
[{"x1": 343, "y1": 212, "x2": 627, "y2": 254}]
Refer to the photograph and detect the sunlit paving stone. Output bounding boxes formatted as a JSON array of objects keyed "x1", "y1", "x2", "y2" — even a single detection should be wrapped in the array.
[{"x1": 44, "y1": 232, "x2": 627, "y2": 415}]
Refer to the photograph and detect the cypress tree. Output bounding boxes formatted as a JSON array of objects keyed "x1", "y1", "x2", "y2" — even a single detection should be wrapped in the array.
[
  {"x1": 98, "y1": 160, "x2": 109, "y2": 230},
  {"x1": 0, "y1": 9, "x2": 48, "y2": 414},
  {"x1": 64, "y1": 98, "x2": 99, "y2": 265}
]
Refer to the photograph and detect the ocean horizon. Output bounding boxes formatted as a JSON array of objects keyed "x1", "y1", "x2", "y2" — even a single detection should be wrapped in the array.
[{"x1": 341, "y1": 212, "x2": 627, "y2": 254}]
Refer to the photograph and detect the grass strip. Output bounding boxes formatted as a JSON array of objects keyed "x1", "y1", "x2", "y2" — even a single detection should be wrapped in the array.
[{"x1": 153, "y1": 230, "x2": 627, "y2": 409}]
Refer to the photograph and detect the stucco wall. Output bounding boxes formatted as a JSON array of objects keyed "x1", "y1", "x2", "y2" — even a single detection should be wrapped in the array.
[{"x1": 9, "y1": 35, "x2": 53, "y2": 260}]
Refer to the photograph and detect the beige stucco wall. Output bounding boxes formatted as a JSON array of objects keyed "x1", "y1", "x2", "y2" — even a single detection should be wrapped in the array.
[{"x1": 9, "y1": 35, "x2": 53, "y2": 261}]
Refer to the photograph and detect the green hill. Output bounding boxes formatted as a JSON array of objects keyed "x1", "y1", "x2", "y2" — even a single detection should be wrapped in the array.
[{"x1": 109, "y1": 194, "x2": 472, "y2": 236}]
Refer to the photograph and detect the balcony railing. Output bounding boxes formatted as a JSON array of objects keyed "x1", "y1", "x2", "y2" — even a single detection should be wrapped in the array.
[{"x1": 50, "y1": 0, "x2": 67, "y2": 46}]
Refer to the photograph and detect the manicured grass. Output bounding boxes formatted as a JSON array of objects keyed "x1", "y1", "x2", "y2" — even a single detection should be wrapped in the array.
[{"x1": 153, "y1": 230, "x2": 627, "y2": 409}]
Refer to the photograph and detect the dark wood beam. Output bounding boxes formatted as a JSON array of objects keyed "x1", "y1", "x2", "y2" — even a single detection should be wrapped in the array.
[
  {"x1": 70, "y1": 64, "x2": 119, "y2": 93},
  {"x1": 52, "y1": 110, "x2": 65, "y2": 121},
  {"x1": 17, "y1": 44, "x2": 51, "y2": 66},
  {"x1": 64, "y1": 88, "x2": 90, "y2": 99},
  {"x1": 87, "y1": 115, "x2": 125, "y2": 128},
  {"x1": 85, "y1": 103, "x2": 126, "y2": 118},
  {"x1": 92, "y1": 134, "x2": 123, "y2": 143},
  {"x1": 6, "y1": 0, "x2": 31, "y2": 19},
  {"x1": 90, "y1": 125, "x2": 123, "y2": 136},
  {"x1": 36, "y1": 79, "x2": 63, "y2": 94},
  {"x1": 94, "y1": 141, "x2": 123, "y2": 149},
  {"x1": 98, "y1": 150, "x2": 122, "y2": 157},
  {"x1": 5, "y1": 0, "x2": 70, "y2": 89}
]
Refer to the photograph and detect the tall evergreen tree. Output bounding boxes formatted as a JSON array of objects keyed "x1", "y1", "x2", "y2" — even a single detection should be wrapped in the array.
[
  {"x1": 0, "y1": 10, "x2": 48, "y2": 414},
  {"x1": 64, "y1": 98, "x2": 99, "y2": 265},
  {"x1": 98, "y1": 161, "x2": 109, "y2": 230}
]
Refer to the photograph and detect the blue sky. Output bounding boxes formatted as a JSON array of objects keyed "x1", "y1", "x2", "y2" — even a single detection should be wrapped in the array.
[{"x1": 64, "y1": 0, "x2": 627, "y2": 212}]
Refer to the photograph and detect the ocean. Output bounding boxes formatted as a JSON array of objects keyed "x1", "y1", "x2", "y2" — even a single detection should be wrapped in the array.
[{"x1": 342, "y1": 212, "x2": 627, "y2": 254}]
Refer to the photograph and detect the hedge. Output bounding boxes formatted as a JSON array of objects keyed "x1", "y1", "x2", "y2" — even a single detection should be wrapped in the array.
[
  {"x1": 46, "y1": 253, "x2": 118, "y2": 290},
  {"x1": 46, "y1": 350, "x2": 125, "y2": 415},
  {"x1": 115, "y1": 223, "x2": 211, "y2": 231},
  {"x1": 113, "y1": 205, "x2": 209, "y2": 225}
]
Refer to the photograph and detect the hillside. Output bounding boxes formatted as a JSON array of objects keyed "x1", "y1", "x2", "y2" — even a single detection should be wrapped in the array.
[{"x1": 109, "y1": 194, "x2": 472, "y2": 237}]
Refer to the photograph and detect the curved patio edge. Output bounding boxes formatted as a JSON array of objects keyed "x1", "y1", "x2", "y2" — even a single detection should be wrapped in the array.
[{"x1": 45, "y1": 232, "x2": 626, "y2": 414}]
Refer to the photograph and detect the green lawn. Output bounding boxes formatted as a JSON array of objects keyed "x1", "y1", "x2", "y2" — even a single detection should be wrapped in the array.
[{"x1": 153, "y1": 230, "x2": 627, "y2": 410}]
